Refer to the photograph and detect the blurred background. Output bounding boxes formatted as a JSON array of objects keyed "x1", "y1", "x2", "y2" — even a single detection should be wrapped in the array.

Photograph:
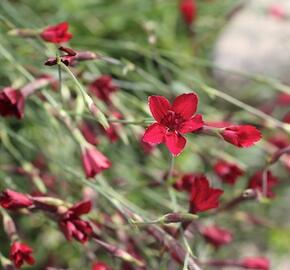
[{"x1": 0, "y1": 0, "x2": 290, "y2": 269}]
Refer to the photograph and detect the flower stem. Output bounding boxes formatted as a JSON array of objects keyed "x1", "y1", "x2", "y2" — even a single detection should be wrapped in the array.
[{"x1": 58, "y1": 61, "x2": 109, "y2": 128}]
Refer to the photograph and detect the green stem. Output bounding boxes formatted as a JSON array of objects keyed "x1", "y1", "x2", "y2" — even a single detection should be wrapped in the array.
[
  {"x1": 166, "y1": 155, "x2": 179, "y2": 214},
  {"x1": 201, "y1": 84, "x2": 290, "y2": 132},
  {"x1": 58, "y1": 61, "x2": 109, "y2": 128}
]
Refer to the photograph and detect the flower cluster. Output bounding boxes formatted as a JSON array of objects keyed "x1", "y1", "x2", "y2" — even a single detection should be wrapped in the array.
[{"x1": 0, "y1": 12, "x2": 278, "y2": 270}]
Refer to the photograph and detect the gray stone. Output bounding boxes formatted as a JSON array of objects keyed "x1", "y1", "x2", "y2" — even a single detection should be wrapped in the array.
[{"x1": 213, "y1": 0, "x2": 290, "y2": 99}]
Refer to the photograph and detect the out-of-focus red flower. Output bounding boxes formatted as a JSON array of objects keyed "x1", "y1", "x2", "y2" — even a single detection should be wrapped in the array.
[
  {"x1": 59, "y1": 200, "x2": 93, "y2": 243},
  {"x1": 220, "y1": 125, "x2": 262, "y2": 148},
  {"x1": 0, "y1": 87, "x2": 25, "y2": 119},
  {"x1": 81, "y1": 147, "x2": 112, "y2": 178},
  {"x1": 201, "y1": 225, "x2": 233, "y2": 248},
  {"x1": 10, "y1": 242, "x2": 35, "y2": 268},
  {"x1": 102, "y1": 111, "x2": 122, "y2": 143},
  {"x1": 173, "y1": 173, "x2": 196, "y2": 192},
  {"x1": 45, "y1": 46, "x2": 77, "y2": 66},
  {"x1": 79, "y1": 121, "x2": 99, "y2": 146},
  {"x1": 214, "y1": 160, "x2": 243, "y2": 185},
  {"x1": 282, "y1": 111, "x2": 290, "y2": 124},
  {"x1": 40, "y1": 22, "x2": 72, "y2": 43},
  {"x1": 89, "y1": 75, "x2": 118, "y2": 104},
  {"x1": 179, "y1": 0, "x2": 197, "y2": 25},
  {"x1": 103, "y1": 124, "x2": 119, "y2": 142},
  {"x1": 143, "y1": 93, "x2": 203, "y2": 156},
  {"x1": 189, "y1": 176, "x2": 223, "y2": 213},
  {"x1": 240, "y1": 257, "x2": 270, "y2": 270},
  {"x1": 268, "y1": 133, "x2": 289, "y2": 149},
  {"x1": 92, "y1": 262, "x2": 112, "y2": 270},
  {"x1": 0, "y1": 189, "x2": 33, "y2": 210},
  {"x1": 248, "y1": 170, "x2": 278, "y2": 198},
  {"x1": 268, "y1": 4, "x2": 286, "y2": 20},
  {"x1": 276, "y1": 93, "x2": 290, "y2": 106}
]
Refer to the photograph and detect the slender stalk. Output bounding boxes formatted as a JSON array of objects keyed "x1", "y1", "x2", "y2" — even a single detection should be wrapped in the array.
[
  {"x1": 58, "y1": 61, "x2": 109, "y2": 128},
  {"x1": 166, "y1": 155, "x2": 178, "y2": 211}
]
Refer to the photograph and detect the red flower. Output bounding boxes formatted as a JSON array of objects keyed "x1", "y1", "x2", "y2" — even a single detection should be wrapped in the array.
[
  {"x1": 40, "y1": 22, "x2": 72, "y2": 43},
  {"x1": 201, "y1": 225, "x2": 233, "y2": 248},
  {"x1": 214, "y1": 160, "x2": 243, "y2": 185},
  {"x1": 268, "y1": 133, "x2": 289, "y2": 149},
  {"x1": 179, "y1": 0, "x2": 197, "y2": 25},
  {"x1": 189, "y1": 176, "x2": 223, "y2": 213},
  {"x1": 0, "y1": 189, "x2": 33, "y2": 210},
  {"x1": 89, "y1": 75, "x2": 118, "y2": 104},
  {"x1": 103, "y1": 124, "x2": 119, "y2": 142},
  {"x1": 173, "y1": 173, "x2": 196, "y2": 192},
  {"x1": 0, "y1": 87, "x2": 25, "y2": 119},
  {"x1": 276, "y1": 93, "x2": 290, "y2": 106},
  {"x1": 10, "y1": 242, "x2": 35, "y2": 268},
  {"x1": 248, "y1": 170, "x2": 278, "y2": 198},
  {"x1": 81, "y1": 147, "x2": 112, "y2": 178},
  {"x1": 79, "y1": 121, "x2": 99, "y2": 146},
  {"x1": 92, "y1": 262, "x2": 112, "y2": 270},
  {"x1": 240, "y1": 257, "x2": 270, "y2": 270},
  {"x1": 143, "y1": 93, "x2": 203, "y2": 156},
  {"x1": 59, "y1": 200, "x2": 93, "y2": 243},
  {"x1": 102, "y1": 111, "x2": 122, "y2": 143},
  {"x1": 220, "y1": 125, "x2": 262, "y2": 148},
  {"x1": 45, "y1": 46, "x2": 77, "y2": 66}
]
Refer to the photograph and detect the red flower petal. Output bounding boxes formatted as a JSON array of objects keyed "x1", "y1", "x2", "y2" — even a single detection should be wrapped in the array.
[
  {"x1": 179, "y1": 114, "x2": 203, "y2": 134},
  {"x1": 70, "y1": 200, "x2": 92, "y2": 216},
  {"x1": 165, "y1": 132, "x2": 186, "y2": 156},
  {"x1": 180, "y1": 0, "x2": 197, "y2": 25},
  {"x1": 201, "y1": 225, "x2": 233, "y2": 248},
  {"x1": 56, "y1": 21, "x2": 69, "y2": 31},
  {"x1": 190, "y1": 176, "x2": 223, "y2": 213},
  {"x1": 142, "y1": 123, "x2": 166, "y2": 144},
  {"x1": 241, "y1": 257, "x2": 270, "y2": 270},
  {"x1": 221, "y1": 125, "x2": 262, "y2": 148},
  {"x1": 172, "y1": 93, "x2": 198, "y2": 120},
  {"x1": 92, "y1": 262, "x2": 112, "y2": 270},
  {"x1": 40, "y1": 22, "x2": 72, "y2": 43},
  {"x1": 148, "y1": 96, "x2": 170, "y2": 122}
]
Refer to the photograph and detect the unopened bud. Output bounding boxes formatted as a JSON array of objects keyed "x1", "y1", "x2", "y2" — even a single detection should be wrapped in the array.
[{"x1": 162, "y1": 212, "x2": 198, "y2": 224}]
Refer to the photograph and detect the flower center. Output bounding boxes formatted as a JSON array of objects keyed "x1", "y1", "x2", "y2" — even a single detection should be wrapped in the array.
[{"x1": 161, "y1": 110, "x2": 184, "y2": 131}]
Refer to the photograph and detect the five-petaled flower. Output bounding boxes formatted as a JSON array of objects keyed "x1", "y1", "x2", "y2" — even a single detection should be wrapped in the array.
[
  {"x1": 0, "y1": 87, "x2": 25, "y2": 119},
  {"x1": 179, "y1": 0, "x2": 197, "y2": 25},
  {"x1": 201, "y1": 225, "x2": 233, "y2": 249},
  {"x1": 214, "y1": 160, "x2": 244, "y2": 185},
  {"x1": 10, "y1": 242, "x2": 35, "y2": 269},
  {"x1": 81, "y1": 147, "x2": 112, "y2": 178},
  {"x1": 89, "y1": 75, "x2": 118, "y2": 104},
  {"x1": 248, "y1": 170, "x2": 278, "y2": 198},
  {"x1": 220, "y1": 125, "x2": 262, "y2": 148},
  {"x1": 240, "y1": 257, "x2": 270, "y2": 270},
  {"x1": 40, "y1": 22, "x2": 72, "y2": 43},
  {"x1": 0, "y1": 189, "x2": 33, "y2": 210},
  {"x1": 143, "y1": 93, "x2": 203, "y2": 156},
  {"x1": 59, "y1": 200, "x2": 93, "y2": 243},
  {"x1": 189, "y1": 176, "x2": 223, "y2": 213}
]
